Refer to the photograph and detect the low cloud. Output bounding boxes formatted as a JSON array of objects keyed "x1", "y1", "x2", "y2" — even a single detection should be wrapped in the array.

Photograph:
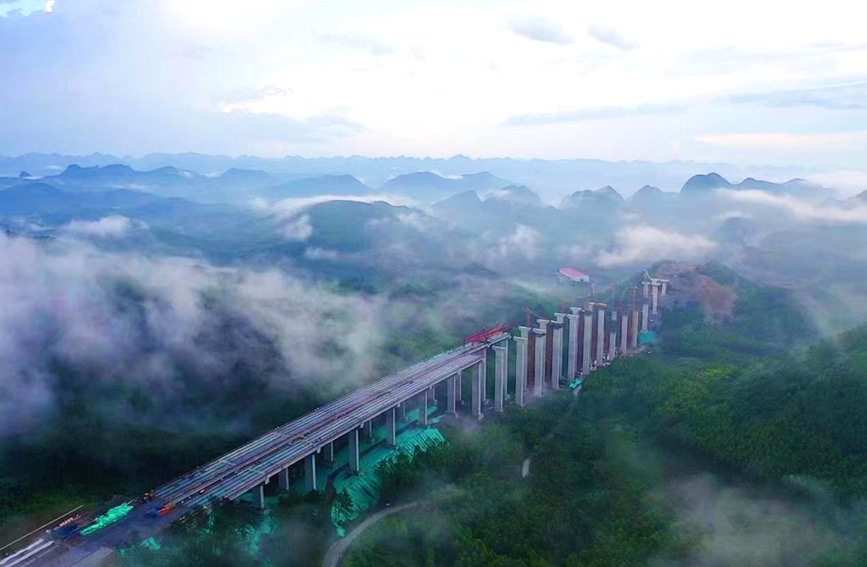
[
  {"x1": 281, "y1": 213, "x2": 313, "y2": 241},
  {"x1": 805, "y1": 170, "x2": 867, "y2": 197},
  {"x1": 598, "y1": 225, "x2": 716, "y2": 267},
  {"x1": 720, "y1": 189, "x2": 867, "y2": 223},
  {"x1": 505, "y1": 15, "x2": 574, "y2": 45},
  {"x1": 506, "y1": 103, "x2": 685, "y2": 126},
  {"x1": 395, "y1": 211, "x2": 442, "y2": 232},
  {"x1": 661, "y1": 472, "x2": 866, "y2": 566},
  {"x1": 693, "y1": 132, "x2": 867, "y2": 150},
  {"x1": 264, "y1": 194, "x2": 417, "y2": 220},
  {"x1": 304, "y1": 247, "x2": 340, "y2": 261},
  {"x1": 0, "y1": 234, "x2": 384, "y2": 437},
  {"x1": 729, "y1": 80, "x2": 867, "y2": 110},
  {"x1": 62, "y1": 215, "x2": 142, "y2": 238},
  {"x1": 316, "y1": 31, "x2": 394, "y2": 56},
  {"x1": 587, "y1": 23, "x2": 637, "y2": 50},
  {"x1": 492, "y1": 224, "x2": 541, "y2": 262},
  {"x1": 714, "y1": 210, "x2": 753, "y2": 222}
]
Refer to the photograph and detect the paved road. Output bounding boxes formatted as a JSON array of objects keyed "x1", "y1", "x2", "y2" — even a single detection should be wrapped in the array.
[{"x1": 321, "y1": 502, "x2": 419, "y2": 567}]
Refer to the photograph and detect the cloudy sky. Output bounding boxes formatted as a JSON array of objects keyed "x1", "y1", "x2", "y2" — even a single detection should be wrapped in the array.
[{"x1": 1, "y1": 0, "x2": 865, "y2": 170}]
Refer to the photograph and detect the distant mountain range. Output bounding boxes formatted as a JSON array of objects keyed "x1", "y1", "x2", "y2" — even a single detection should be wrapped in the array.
[
  {"x1": 382, "y1": 171, "x2": 513, "y2": 202},
  {"x1": 0, "y1": 164, "x2": 517, "y2": 205},
  {"x1": 0, "y1": 153, "x2": 815, "y2": 202},
  {"x1": 263, "y1": 174, "x2": 372, "y2": 199},
  {"x1": 681, "y1": 172, "x2": 820, "y2": 197},
  {"x1": 560, "y1": 185, "x2": 625, "y2": 210}
]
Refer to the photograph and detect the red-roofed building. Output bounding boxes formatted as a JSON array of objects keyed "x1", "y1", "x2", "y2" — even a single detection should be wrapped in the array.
[{"x1": 557, "y1": 267, "x2": 590, "y2": 285}]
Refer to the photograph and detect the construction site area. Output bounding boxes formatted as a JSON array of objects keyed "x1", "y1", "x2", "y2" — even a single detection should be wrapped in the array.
[{"x1": 1, "y1": 274, "x2": 672, "y2": 567}]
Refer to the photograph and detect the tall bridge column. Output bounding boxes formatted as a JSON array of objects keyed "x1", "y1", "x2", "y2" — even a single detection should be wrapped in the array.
[
  {"x1": 533, "y1": 320, "x2": 548, "y2": 397},
  {"x1": 514, "y1": 327, "x2": 529, "y2": 407},
  {"x1": 661, "y1": 280, "x2": 668, "y2": 295},
  {"x1": 620, "y1": 313, "x2": 629, "y2": 353},
  {"x1": 609, "y1": 309, "x2": 618, "y2": 362},
  {"x1": 472, "y1": 359, "x2": 484, "y2": 418},
  {"x1": 630, "y1": 309, "x2": 639, "y2": 349},
  {"x1": 252, "y1": 483, "x2": 265, "y2": 510},
  {"x1": 455, "y1": 371, "x2": 462, "y2": 403},
  {"x1": 362, "y1": 420, "x2": 373, "y2": 442},
  {"x1": 595, "y1": 305, "x2": 606, "y2": 367},
  {"x1": 582, "y1": 310, "x2": 593, "y2": 375},
  {"x1": 493, "y1": 344, "x2": 507, "y2": 412},
  {"x1": 551, "y1": 314, "x2": 565, "y2": 390},
  {"x1": 386, "y1": 407, "x2": 397, "y2": 448},
  {"x1": 348, "y1": 429, "x2": 360, "y2": 474},
  {"x1": 641, "y1": 301, "x2": 649, "y2": 332},
  {"x1": 446, "y1": 373, "x2": 457, "y2": 415},
  {"x1": 398, "y1": 402, "x2": 406, "y2": 423},
  {"x1": 278, "y1": 468, "x2": 290, "y2": 492},
  {"x1": 651, "y1": 282, "x2": 660, "y2": 315},
  {"x1": 304, "y1": 453, "x2": 317, "y2": 492},
  {"x1": 567, "y1": 309, "x2": 580, "y2": 380},
  {"x1": 429, "y1": 385, "x2": 436, "y2": 404},
  {"x1": 420, "y1": 389, "x2": 430, "y2": 426}
]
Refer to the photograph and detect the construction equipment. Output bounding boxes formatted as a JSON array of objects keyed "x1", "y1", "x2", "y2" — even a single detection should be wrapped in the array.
[{"x1": 463, "y1": 323, "x2": 510, "y2": 345}]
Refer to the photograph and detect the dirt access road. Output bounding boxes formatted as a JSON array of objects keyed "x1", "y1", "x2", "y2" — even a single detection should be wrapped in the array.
[{"x1": 321, "y1": 501, "x2": 419, "y2": 567}]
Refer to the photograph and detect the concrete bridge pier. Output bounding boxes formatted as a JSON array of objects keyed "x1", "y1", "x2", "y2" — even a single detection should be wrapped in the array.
[
  {"x1": 472, "y1": 359, "x2": 484, "y2": 418},
  {"x1": 362, "y1": 420, "x2": 373, "y2": 442},
  {"x1": 455, "y1": 371, "x2": 462, "y2": 404},
  {"x1": 481, "y1": 352, "x2": 489, "y2": 404},
  {"x1": 551, "y1": 314, "x2": 565, "y2": 390},
  {"x1": 630, "y1": 309, "x2": 640, "y2": 349},
  {"x1": 493, "y1": 344, "x2": 508, "y2": 412},
  {"x1": 514, "y1": 327, "x2": 529, "y2": 407},
  {"x1": 620, "y1": 314, "x2": 629, "y2": 353},
  {"x1": 641, "y1": 301, "x2": 649, "y2": 332},
  {"x1": 304, "y1": 453, "x2": 317, "y2": 492},
  {"x1": 566, "y1": 309, "x2": 580, "y2": 381},
  {"x1": 595, "y1": 304, "x2": 606, "y2": 367},
  {"x1": 321, "y1": 442, "x2": 335, "y2": 467},
  {"x1": 278, "y1": 468, "x2": 290, "y2": 492},
  {"x1": 533, "y1": 320, "x2": 548, "y2": 396},
  {"x1": 651, "y1": 283, "x2": 660, "y2": 315},
  {"x1": 446, "y1": 373, "x2": 458, "y2": 415},
  {"x1": 386, "y1": 407, "x2": 397, "y2": 448},
  {"x1": 398, "y1": 402, "x2": 406, "y2": 423},
  {"x1": 419, "y1": 389, "x2": 430, "y2": 426},
  {"x1": 609, "y1": 309, "x2": 618, "y2": 362},
  {"x1": 252, "y1": 483, "x2": 265, "y2": 510},
  {"x1": 349, "y1": 429, "x2": 360, "y2": 474},
  {"x1": 582, "y1": 310, "x2": 593, "y2": 375}
]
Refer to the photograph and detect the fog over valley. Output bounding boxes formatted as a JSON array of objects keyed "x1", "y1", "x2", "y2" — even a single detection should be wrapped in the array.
[{"x1": 2, "y1": 1, "x2": 867, "y2": 565}]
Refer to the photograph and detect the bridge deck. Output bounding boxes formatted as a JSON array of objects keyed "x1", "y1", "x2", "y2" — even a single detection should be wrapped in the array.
[{"x1": 153, "y1": 335, "x2": 506, "y2": 509}]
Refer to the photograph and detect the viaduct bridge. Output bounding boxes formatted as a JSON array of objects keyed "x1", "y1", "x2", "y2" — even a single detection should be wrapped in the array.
[{"x1": 4, "y1": 278, "x2": 669, "y2": 566}]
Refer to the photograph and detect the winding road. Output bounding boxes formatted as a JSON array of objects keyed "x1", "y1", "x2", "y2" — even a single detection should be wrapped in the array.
[{"x1": 321, "y1": 502, "x2": 419, "y2": 567}]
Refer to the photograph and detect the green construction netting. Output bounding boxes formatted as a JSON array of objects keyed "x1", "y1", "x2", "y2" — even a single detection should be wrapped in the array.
[
  {"x1": 283, "y1": 402, "x2": 446, "y2": 535},
  {"x1": 117, "y1": 405, "x2": 448, "y2": 555},
  {"x1": 139, "y1": 537, "x2": 161, "y2": 551},
  {"x1": 330, "y1": 424, "x2": 445, "y2": 535},
  {"x1": 638, "y1": 330, "x2": 659, "y2": 345},
  {"x1": 80, "y1": 503, "x2": 134, "y2": 536}
]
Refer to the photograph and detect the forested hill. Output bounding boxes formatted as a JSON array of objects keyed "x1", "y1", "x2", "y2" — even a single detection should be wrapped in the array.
[
  {"x1": 340, "y1": 264, "x2": 867, "y2": 567},
  {"x1": 584, "y1": 266, "x2": 867, "y2": 498}
]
